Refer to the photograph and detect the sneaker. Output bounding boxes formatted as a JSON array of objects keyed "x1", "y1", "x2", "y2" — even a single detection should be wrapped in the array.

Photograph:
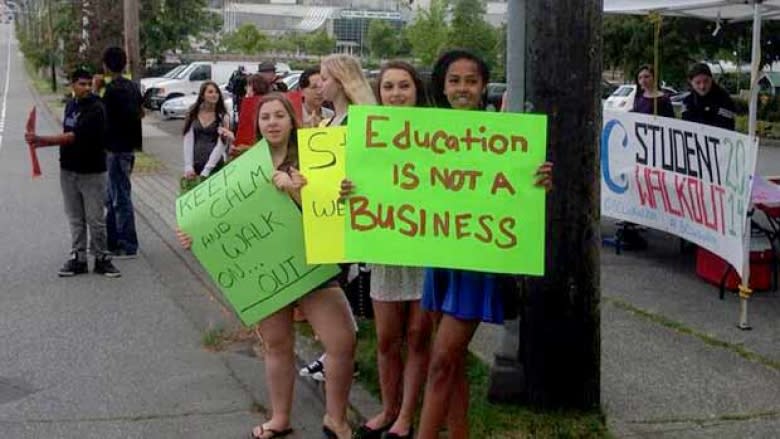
[
  {"x1": 94, "y1": 257, "x2": 121, "y2": 278},
  {"x1": 58, "y1": 256, "x2": 88, "y2": 277},
  {"x1": 111, "y1": 249, "x2": 138, "y2": 260},
  {"x1": 299, "y1": 359, "x2": 324, "y2": 379}
]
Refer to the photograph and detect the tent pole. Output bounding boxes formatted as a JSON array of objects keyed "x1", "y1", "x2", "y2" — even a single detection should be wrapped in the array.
[
  {"x1": 748, "y1": 1, "x2": 761, "y2": 138},
  {"x1": 739, "y1": 1, "x2": 762, "y2": 331}
]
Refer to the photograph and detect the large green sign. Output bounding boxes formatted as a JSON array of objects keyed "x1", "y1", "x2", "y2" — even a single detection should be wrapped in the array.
[
  {"x1": 345, "y1": 105, "x2": 548, "y2": 275},
  {"x1": 176, "y1": 141, "x2": 340, "y2": 325}
]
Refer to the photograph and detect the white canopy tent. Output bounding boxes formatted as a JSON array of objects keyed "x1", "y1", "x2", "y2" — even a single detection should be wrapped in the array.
[
  {"x1": 604, "y1": 0, "x2": 780, "y2": 329},
  {"x1": 604, "y1": 0, "x2": 780, "y2": 139}
]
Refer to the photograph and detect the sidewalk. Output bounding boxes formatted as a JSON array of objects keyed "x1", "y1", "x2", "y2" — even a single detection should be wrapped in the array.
[
  {"x1": 137, "y1": 117, "x2": 780, "y2": 438},
  {"x1": 131, "y1": 121, "x2": 383, "y2": 431},
  {"x1": 39, "y1": 93, "x2": 780, "y2": 437},
  {"x1": 471, "y1": 221, "x2": 780, "y2": 438}
]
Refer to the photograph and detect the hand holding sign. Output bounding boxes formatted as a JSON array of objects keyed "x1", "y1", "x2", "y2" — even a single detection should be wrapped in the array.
[{"x1": 344, "y1": 105, "x2": 548, "y2": 275}]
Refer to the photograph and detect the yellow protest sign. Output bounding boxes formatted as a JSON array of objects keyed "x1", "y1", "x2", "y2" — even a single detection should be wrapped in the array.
[{"x1": 298, "y1": 127, "x2": 347, "y2": 263}]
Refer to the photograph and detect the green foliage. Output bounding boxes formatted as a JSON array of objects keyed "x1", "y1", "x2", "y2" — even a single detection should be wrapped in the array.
[
  {"x1": 222, "y1": 24, "x2": 269, "y2": 55},
  {"x1": 367, "y1": 20, "x2": 399, "y2": 60},
  {"x1": 305, "y1": 30, "x2": 337, "y2": 56},
  {"x1": 448, "y1": 0, "x2": 499, "y2": 71},
  {"x1": 140, "y1": 0, "x2": 223, "y2": 61},
  {"x1": 404, "y1": 0, "x2": 450, "y2": 66}
]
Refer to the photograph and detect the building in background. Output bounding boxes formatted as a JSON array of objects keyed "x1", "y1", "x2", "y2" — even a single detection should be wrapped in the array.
[{"x1": 216, "y1": 0, "x2": 505, "y2": 56}]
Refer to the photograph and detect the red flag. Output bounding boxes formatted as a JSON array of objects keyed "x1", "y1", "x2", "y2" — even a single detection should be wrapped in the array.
[{"x1": 26, "y1": 107, "x2": 41, "y2": 178}]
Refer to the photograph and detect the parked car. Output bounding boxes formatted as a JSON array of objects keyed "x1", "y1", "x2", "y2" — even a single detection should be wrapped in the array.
[
  {"x1": 281, "y1": 71, "x2": 303, "y2": 91},
  {"x1": 145, "y1": 61, "x2": 290, "y2": 110},
  {"x1": 603, "y1": 84, "x2": 679, "y2": 112},
  {"x1": 160, "y1": 85, "x2": 233, "y2": 120},
  {"x1": 140, "y1": 64, "x2": 186, "y2": 95},
  {"x1": 486, "y1": 82, "x2": 506, "y2": 110}
]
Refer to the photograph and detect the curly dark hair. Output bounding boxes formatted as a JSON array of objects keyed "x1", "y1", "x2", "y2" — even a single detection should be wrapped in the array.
[{"x1": 431, "y1": 49, "x2": 490, "y2": 109}]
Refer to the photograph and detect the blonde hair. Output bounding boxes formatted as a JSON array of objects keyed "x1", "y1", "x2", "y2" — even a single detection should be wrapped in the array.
[{"x1": 321, "y1": 54, "x2": 377, "y2": 105}]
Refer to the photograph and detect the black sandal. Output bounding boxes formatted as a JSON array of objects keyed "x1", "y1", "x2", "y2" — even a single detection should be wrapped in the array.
[
  {"x1": 250, "y1": 424, "x2": 293, "y2": 439},
  {"x1": 384, "y1": 427, "x2": 414, "y2": 439},
  {"x1": 353, "y1": 420, "x2": 394, "y2": 439}
]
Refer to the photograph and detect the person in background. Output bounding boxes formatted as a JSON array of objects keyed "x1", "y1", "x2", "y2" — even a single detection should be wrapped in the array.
[
  {"x1": 25, "y1": 68, "x2": 121, "y2": 278},
  {"x1": 102, "y1": 46, "x2": 143, "y2": 259},
  {"x1": 181, "y1": 81, "x2": 234, "y2": 181},
  {"x1": 415, "y1": 49, "x2": 553, "y2": 439},
  {"x1": 682, "y1": 62, "x2": 736, "y2": 131},
  {"x1": 298, "y1": 53, "x2": 374, "y2": 395},
  {"x1": 299, "y1": 67, "x2": 334, "y2": 128},
  {"x1": 614, "y1": 64, "x2": 676, "y2": 251},
  {"x1": 344, "y1": 60, "x2": 432, "y2": 439},
  {"x1": 258, "y1": 61, "x2": 289, "y2": 93},
  {"x1": 632, "y1": 64, "x2": 675, "y2": 118},
  {"x1": 226, "y1": 65, "x2": 247, "y2": 126}
]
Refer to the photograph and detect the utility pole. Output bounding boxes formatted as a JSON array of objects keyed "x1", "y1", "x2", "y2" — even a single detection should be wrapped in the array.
[
  {"x1": 46, "y1": 0, "x2": 55, "y2": 92},
  {"x1": 519, "y1": 0, "x2": 602, "y2": 409},
  {"x1": 123, "y1": 0, "x2": 142, "y2": 80}
]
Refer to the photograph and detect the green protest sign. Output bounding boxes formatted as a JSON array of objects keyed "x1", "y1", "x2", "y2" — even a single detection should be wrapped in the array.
[
  {"x1": 176, "y1": 141, "x2": 340, "y2": 326},
  {"x1": 345, "y1": 106, "x2": 547, "y2": 275}
]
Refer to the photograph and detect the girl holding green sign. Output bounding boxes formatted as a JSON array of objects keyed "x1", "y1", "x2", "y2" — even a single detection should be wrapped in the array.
[
  {"x1": 177, "y1": 94, "x2": 357, "y2": 439},
  {"x1": 414, "y1": 50, "x2": 554, "y2": 439}
]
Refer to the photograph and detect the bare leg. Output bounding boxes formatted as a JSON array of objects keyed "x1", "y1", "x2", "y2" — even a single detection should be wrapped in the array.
[
  {"x1": 364, "y1": 300, "x2": 406, "y2": 430},
  {"x1": 445, "y1": 358, "x2": 470, "y2": 439},
  {"x1": 389, "y1": 300, "x2": 432, "y2": 435},
  {"x1": 416, "y1": 314, "x2": 479, "y2": 439},
  {"x1": 252, "y1": 306, "x2": 295, "y2": 437},
  {"x1": 299, "y1": 286, "x2": 356, "y2": 439}
]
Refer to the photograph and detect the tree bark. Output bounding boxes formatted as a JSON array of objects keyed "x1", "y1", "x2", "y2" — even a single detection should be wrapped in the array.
[
  {"x1": 123, "y1": 0, "x2": 142, "y2": 80},
  {"x1": 518, "y1": 0, "x2": 602, "y2": 409}
]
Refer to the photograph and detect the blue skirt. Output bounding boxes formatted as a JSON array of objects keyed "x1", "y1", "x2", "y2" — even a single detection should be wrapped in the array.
[{"x1": 422, "y1": 268, "x2": 505, "y2": 324}]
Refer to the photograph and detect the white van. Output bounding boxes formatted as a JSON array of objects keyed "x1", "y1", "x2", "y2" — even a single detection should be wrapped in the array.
[{"x1": 144, "y1": 61, "x2": 291, "y2": 109}]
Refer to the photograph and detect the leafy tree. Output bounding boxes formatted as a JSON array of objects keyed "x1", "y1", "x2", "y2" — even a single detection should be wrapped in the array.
[
  {"x1": 448, "y1": 0, "x2": 498, "y2": 70},
  {"x1": 405, "y1": 0, "x2": 450, "y2": 66},
  {"x1": 222, "y1": 23, "x2": 268, "y2": 55},
  {"x1": 306, "y1": 30, "x2": 336, "y2": 56},
  {"x1": 367, "y1": 20, "x2": 399, "y2": 59},
  {"x1": 139, "y1": 0, "x2": 222, "y2": 62}
]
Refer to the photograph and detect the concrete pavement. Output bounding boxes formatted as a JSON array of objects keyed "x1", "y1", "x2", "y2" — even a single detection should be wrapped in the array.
[{"x1": 0, "y1": 23, "x2": 340, "y2": 438}]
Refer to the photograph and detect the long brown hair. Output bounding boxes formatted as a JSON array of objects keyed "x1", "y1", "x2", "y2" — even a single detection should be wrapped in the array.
[
  {"x1": 374, "y1": 60, "x2": 429, "y2": 107},
  {"x1": 255, "y1": 92, "x2": 300, "y2": 171},
  {"x1": 182, "y1": 81, "x2": 228, "y2": 135}
]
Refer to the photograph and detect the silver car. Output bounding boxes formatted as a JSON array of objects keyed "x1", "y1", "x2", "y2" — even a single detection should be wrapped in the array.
[{"x1": 160, "y1": 87, "x2": 234, "y2": 119}]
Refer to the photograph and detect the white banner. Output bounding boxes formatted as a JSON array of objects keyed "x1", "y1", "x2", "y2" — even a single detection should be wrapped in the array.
[{"x1": 601, "y1": 111, "x2": 758, "y2": 277}]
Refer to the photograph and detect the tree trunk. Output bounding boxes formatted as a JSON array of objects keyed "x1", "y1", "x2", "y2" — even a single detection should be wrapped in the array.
[
  {"x1": 518, "y1": 0, "x2": 602, "y2": 409},
  {"x1": 124, "y1": 0, "x2": 143, "y2": 80}
]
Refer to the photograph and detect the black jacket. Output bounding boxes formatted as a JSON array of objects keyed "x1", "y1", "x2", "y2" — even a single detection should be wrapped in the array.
[
  {"x1": 681, "y1": 84, "x2": 736, "y2": 131},
  {"x1": 103, "y1": 76, "x2": 143, "y2": 152},
  {"x1": 60, "y1": 93, "x2": 108, "y2": 173}
]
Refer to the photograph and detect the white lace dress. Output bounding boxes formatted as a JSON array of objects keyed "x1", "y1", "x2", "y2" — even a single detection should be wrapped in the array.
[{"x1": 369, "y1": 265, "x2": 424, "y2": 302}]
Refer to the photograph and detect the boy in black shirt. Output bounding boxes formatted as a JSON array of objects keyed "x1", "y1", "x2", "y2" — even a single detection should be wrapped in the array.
[
  {"x1": 102, "y1": 47, "x2": 142, "y2": 258},
  {"x1": 25, "y1": 68, "x2": 121, "y2": 277}
]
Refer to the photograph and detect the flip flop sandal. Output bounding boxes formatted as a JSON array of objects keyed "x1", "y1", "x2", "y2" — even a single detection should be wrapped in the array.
[{"x1": 249, "y1": 424, "x2": 293, "y2": 439}]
